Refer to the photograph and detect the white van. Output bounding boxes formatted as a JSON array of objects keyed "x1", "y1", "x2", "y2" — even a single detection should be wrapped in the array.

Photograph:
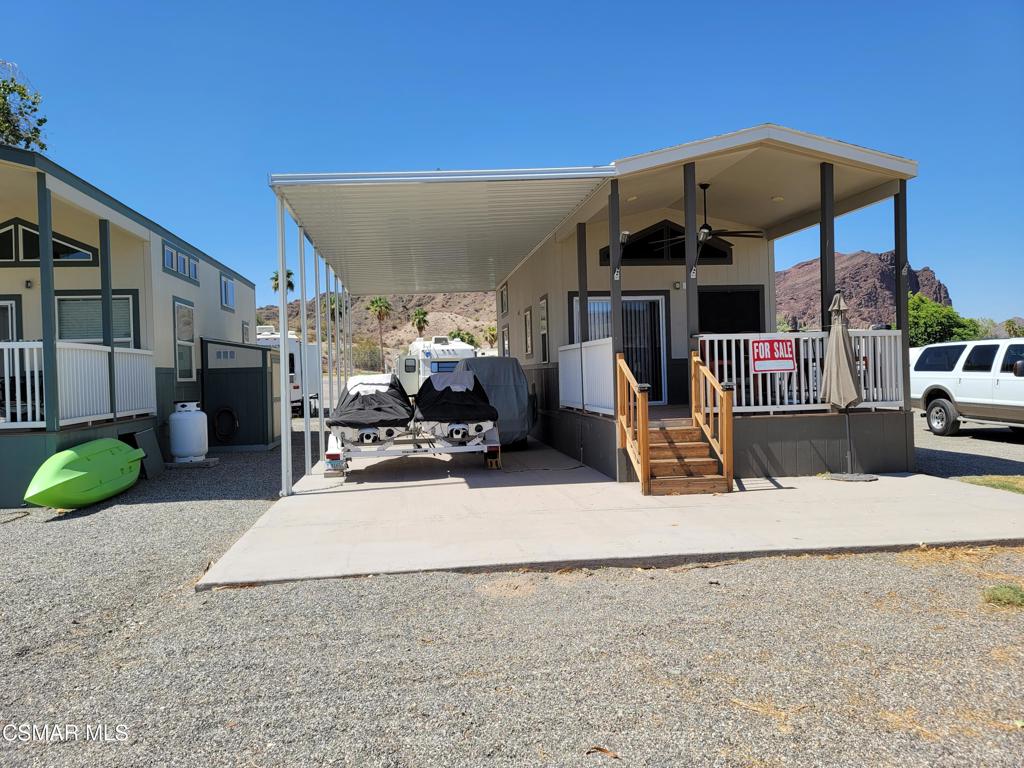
[{"x1": 910, "y1": 338, "x2": 1024, "y2": 435}]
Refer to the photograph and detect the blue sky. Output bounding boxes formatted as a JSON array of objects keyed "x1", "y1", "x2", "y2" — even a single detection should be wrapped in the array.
[{"x1": 7, "y1": 1, "x2": 1023, "y2": 319}]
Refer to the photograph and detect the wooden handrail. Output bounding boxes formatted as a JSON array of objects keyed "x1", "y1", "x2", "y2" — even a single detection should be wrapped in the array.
[
  {"x1": 690, "y1": 350, "x2": 734, "y2": 491},
  {"x1": 615, "y1": 353, "x2": 651, "y2": 494}
]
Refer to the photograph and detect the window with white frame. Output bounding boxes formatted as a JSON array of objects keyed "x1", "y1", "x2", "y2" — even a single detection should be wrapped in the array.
[
  {"x1": 538, "y1": 296, "x2": 549, "y2": 363},
  {"x1": 499, "y1": 284, "x2": 508, "y2": 315},
  {"x1": 501, "y1": 325, "x2": 509, "y2": 357},
  {"x1": 18, "y1": 225, "x2": 97, "y2": 264},
  {"x1": 0, "y1": 223, "x2": 14, "y2": 262},
  {"x1": 56, "y1": 295, "x2": 134, "y2": 345},
  {"x1": 164, "y1": 241, "x2": 200, "y2": 282},
  {"x1": 220, "y1": 274, "x2": 235, "y2": 309},
  {"x1": 241, "y1": 321, "x2": 250, "y2": 343},
  {"x1": 523, "y1": 307, "x2": 533, "y2": 357},
  {"x1": 174, "y1": 300, "x2": 196, "y2": 381}
]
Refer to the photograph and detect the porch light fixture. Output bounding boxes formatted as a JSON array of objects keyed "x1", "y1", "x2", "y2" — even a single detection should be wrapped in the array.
[
  {"x1": 24, "y1": 279, "x2": 32, "y2": 289},
  {"x1": 619, "y1": 231, "x2": 629, "y2": 245},
  {"x1": 673, "y1": 281, "x2": 681, "y2": 290}
]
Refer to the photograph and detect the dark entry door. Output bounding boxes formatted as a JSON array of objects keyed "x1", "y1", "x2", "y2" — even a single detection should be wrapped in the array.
[
  {"x1": 698, "y1": 288, "x2": 764, "y2": 333},
  {"x1": 622, "y1": 299, "x2": 664, "y2": 402}
]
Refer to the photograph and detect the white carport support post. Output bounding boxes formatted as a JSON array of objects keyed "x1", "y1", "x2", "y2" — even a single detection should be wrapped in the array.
[
  {"x1": 333, "y1": 274, "x2": 343, "y2": 386},
  {"x1": 313, "y1": 248, "x2": 325, "y2": 463},
  {"x1": 325, "y1": 261, "x2": 334, "y2": 418},
  {"x1": 297, "y1": 227, "x2": 311, "y2": 477},
  {"x1": 276, "y1": 196, "x2": 292, "y2": 496},
  {"x1": 345, "y1": 289, "x2": 353, "y2": 384}
]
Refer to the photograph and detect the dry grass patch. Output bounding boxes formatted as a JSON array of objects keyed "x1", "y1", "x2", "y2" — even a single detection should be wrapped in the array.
[
  {"x1": 959, "y1": 475, "x2": 1024, "y2": 494},
  {"x1": 475, "y1": 574, "x2": 537, "y2": 598},
  {"x1": 730, "y1": 697, "x2": 806, "y2": 733},
  {"x1": 878, "y1": 708, "x2": 940, "y2": 740}
]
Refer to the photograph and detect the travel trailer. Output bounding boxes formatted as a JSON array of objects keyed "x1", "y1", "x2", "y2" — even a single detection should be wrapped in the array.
[
  {"x1": 396, "y1": 335, "x2": 477, "y2": 395},
  {"x1": 255, "y1": 325, "x2": 322, "y2": 413}
]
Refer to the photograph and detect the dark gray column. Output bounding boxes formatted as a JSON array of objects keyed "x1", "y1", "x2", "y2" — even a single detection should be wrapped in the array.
[
  {"x1": 576, "y1": 222, "x2": 589, "y2": 343},
  {"x1": 608, "y1": 180, "x2": 622, "y2": 355},
  {"x1": 683, "y1": 162, "x2": 698, "y2": 353},
  {"x1": 894, "y1": 179, "x2": 911, "y2": 407},
  {"x1": 819, "y1": 162, "x2": 836, "y2": 330},
  {"x1": 99, "y1": 219, "x2": 116, "y2": 417},
  {"x1": 37, "y1": 173, "x2": 59, "y2": 432}
]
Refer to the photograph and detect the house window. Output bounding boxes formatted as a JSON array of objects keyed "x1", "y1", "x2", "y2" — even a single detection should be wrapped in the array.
[
  {"x1": 499, "y1": 284, "x2": 508, "y2": 315},
  {"x1": 241, "y1": 321, "x2": 250, "y2": 343},
  {"x1": 174, "y1": 300, "x2": 196, "y2": 382},
  {"x1": 164, "y1": 241, "x2": 200, "y2": 283},
  {"x1": 220, "y1": 274, "x2": 235, "y2": 309},
  {"x1": 523, "y1": 307, "x2": 533, "y2": 357},
  {"x1": 598, "y1": 219, "x2": 732, "y2": 266},
  {"x1": 18, "y1": 225, "x2": 98, "y2": 265},
  {"x1": 500, "y1": 325, "x2": 510, "y2": 357},
  {"x1": 0, "y1": 224, "x2": 14, "y2": 262},
  {"x1": 56, "y1": 295, "x2": 134, "y2": 345},
  {"x1": 538, "y1": 296, "x2": 549, "y2": 363}
]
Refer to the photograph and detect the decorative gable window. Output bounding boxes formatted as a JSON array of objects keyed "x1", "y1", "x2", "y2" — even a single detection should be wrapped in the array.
[
  {"x1": 8, "y1": 220, "x2": 98, "y2": 265},
  {"x1": 0, "y1": 223, "x2": 13, "y2": 262},
  {"x1": 599, "y1": 219, "x2": 732, "y2": 266}
]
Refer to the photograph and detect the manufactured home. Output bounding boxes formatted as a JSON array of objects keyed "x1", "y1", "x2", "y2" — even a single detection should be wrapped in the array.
[
  {"x1": 271, "y1": 124, "x2": 915, "y2": 496},
  {"x1": 0, "y1": 147, "x2": 257, "y2": 506}
]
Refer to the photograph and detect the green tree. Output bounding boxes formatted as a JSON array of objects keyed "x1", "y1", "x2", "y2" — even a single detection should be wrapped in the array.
[
  {"x1": 0, "y1": 70, "x2": 47, "y2": 151},
  {"x1": 270, "y1": 269, "x2": 294, "y2": 294},
  {"x1": 483, "y1": 325, "x2": 497, "y2": 348},
  {"x1": 411, "y1": 308, "x2": 429, "y2": 336},
  {"x1": 367, "y1": 296, "x2": 393, "y2": 372},
  {"x1": 449, "y1": 328, "x2": 478, "y2": 347},
  {"x1": 352, "y1": 337, "x2": 382, "y2": 372},
  {"x1": 1005, "y1": 319, "x2": 1023, "y2": 338},
  {"x1": 907, "y1": 293, "x2": 982, "y2": 347}
]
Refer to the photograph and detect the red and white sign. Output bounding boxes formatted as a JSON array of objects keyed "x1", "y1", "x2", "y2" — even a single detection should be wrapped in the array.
[{"x1": 750, "y1": 337, "x2": 796, "y2": 374}]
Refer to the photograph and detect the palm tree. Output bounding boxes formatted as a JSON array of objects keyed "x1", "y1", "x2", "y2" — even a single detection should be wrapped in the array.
[
  {"x1": 411, "y1": 308, "x2": 429, "y2": 336},
  {"x1": 483, "y1": 325, "x2": 497, "y2": 348},
  {"x1": 270, "y1": 269, "x2": 294, "y2": 294},
  {"x1": 367, "y1": 296, "x2": 393, "y2": 372}
]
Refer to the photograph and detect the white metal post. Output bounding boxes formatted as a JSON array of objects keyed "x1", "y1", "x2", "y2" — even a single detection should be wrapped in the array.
[
  {"x1": 297, "y1": 227, "x2": 311, "y2": 477},
  {"x1": 276, "y1": 196, "x2": 292, "y2": 496},
  {"x1": 333, "y1": 274, "x2": 343, "y2": 385},
  {"x1": 346, "y1": 290, "x2": 353, "y2": 382},
  {"x1": 313, "y1": 248, "x2": 325, "y2": 463},
  {"x1": 325, "y1": 262, "x2": 334, "y2": 419}
]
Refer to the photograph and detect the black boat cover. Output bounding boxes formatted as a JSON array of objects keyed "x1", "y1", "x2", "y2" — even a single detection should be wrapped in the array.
[
  {"x1": 454, "y1": 357, "x2": 533, "y2": 445},
  {"x1": 414, "y1": 372, "x2": 499, "y2": 423},
  {"x1": 326, "y1": 374, "x2": 413, "y2": 429}
]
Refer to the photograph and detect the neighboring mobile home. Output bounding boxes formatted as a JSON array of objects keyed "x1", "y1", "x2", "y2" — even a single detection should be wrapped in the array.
[
  {"x1": 271, "y1": 125, "x2": 916, "y2": 496},
  {"x1": 0, "y1": 147, "x2": 257, "y2": 506}
]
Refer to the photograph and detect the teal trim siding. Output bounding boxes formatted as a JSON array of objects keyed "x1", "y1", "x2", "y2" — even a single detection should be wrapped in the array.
[
  {"x1": 0, "y1": 146, "x2": 255, "y2": 289},
  {"x1": 37, "y1": 174, "x2": 59, "y2": 431}
]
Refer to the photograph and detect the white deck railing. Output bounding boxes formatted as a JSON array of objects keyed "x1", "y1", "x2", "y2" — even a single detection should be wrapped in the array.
[
  {"x1": 0, "y1": 341, "x2": 156, "y2": 429},
  {"x1": 698, "y1": 330, "x2": 904, "y2": 413},
  {"x1": 558, "y1": 337, "x2": 614, "y2": 415}
]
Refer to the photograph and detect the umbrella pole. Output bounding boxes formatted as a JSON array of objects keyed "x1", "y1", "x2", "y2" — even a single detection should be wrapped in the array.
[{"x1": 844, "y1": 409, "x2": 853, "y2": 474}]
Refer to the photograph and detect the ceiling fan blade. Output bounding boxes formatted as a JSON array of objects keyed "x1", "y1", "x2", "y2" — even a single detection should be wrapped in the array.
[{"x1": 711, "y1": 229, "x2": 763, "y2": 236}]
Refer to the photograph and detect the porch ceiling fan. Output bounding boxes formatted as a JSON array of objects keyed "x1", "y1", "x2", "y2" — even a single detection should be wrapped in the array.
[{"x1": 656, "y1": 183, "x2": 765, "y2": 247}]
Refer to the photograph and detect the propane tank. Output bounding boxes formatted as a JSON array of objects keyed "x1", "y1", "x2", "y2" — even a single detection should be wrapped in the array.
[{"x1": 169, "y1": 401, "x2": 208, "y2": 462}]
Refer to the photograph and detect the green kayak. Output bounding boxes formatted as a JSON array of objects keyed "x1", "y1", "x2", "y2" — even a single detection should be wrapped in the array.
[{"x1": 24, "y1": 438, "x2": 145, "y2": 509}]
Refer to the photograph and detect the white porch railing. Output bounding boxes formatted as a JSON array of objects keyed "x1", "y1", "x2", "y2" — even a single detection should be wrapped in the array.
[
  {"x1": 698, "y1": 330, "x2": 904, "y2": 414},
  {"x1": 114, "y1": 347, "x2": 157, "y2": 417},
  {"x1": 558, "y1": 337, "x2": 614, "y2": 415},
  {"x1": 1, "y1": 341, "x2": 156, "y2": 429}
]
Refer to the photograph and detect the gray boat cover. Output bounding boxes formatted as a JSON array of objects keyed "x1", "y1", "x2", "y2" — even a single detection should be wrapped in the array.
[{"x1": 454, "y1": 357, "x2": 532, "y2": 444}]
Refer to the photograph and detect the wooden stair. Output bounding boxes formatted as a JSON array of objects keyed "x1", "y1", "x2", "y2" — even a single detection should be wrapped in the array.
[{"x1": 645, "y1": 418, "x2": 730, "y2": 495}]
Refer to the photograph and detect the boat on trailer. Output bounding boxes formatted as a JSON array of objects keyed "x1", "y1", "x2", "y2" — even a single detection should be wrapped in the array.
[{"x1": 324, "y1": 372, "x2": 500, "y2": 476}]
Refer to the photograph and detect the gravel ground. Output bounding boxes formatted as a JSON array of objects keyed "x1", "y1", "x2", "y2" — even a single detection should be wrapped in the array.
[
  {"x1": 2, "y1": 427, "x2": 1023, "y2": 767},
  {"x1": 913, "y1": 411, "x2": 1024, "y2": 479}
]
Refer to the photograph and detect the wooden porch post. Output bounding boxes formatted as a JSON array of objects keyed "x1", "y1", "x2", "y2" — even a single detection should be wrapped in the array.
[
  {"x1": 37, "y1": 173, "x2": 59, "y2": 432},
  {"x1": 99, "y1": 218, "x2": 116, "y2": 417},
  {"x1": 576, "y1": 222, "x2": 589, "y2": 343},
  {"x1": 819, "y1": 162, "x2": 836, "y2": 330}
]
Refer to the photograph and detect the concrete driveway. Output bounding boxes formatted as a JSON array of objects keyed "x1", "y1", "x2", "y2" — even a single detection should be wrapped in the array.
[
  {"x1": 198, "y1": 442, "x2": 1024, "y2": 589},
  {"x1": 913, "y1": 412, "x2": 1024, "y2": 478}
]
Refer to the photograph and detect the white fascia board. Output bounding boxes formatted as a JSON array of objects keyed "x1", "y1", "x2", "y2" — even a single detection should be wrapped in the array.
[
  {"x1": 614, "y1": 124, "x2": 918, "y2": 179},
  {"x1": 270, "y1": 165, "x2": 617, "y2": 187}
]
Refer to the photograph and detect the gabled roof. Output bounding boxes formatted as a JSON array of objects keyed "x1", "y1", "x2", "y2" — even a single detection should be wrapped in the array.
[{"x1": 0, "y1": 145, "x2": 255, "y2": 288}]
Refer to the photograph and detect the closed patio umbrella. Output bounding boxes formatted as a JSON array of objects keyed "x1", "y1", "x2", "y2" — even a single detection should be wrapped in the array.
[{"x1": 821, "y1": 292, "x2": 872, "y2": 479}]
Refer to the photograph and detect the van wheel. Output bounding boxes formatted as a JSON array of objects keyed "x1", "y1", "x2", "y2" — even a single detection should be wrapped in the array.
[{"x1": 927, "y1": 399, "x2": 960, "y2": 436}]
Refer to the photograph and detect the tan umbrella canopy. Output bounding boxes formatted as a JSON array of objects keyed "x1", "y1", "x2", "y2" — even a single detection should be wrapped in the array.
[{"x1": 821, "y1": 292, "x2": 862, "y2": 409}]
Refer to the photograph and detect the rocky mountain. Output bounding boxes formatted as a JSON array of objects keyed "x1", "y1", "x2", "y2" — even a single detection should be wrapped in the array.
[
  {"x1": 775, "y1": 250, "x2": 951, "y2": 329},
  {"x1": 257, "y1": 292, "x2": 497, "y2": 354}
]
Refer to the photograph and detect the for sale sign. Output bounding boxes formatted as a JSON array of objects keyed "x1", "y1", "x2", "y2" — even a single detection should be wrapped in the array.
[{"x1": 750, "y1": 337, "x2": 796, "y2": 373}]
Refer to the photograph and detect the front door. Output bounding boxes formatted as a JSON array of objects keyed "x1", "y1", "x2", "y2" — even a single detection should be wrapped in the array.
[
  {"x1": 573, "y1": 295, "x2": 667, "y2": 404},
  {"x1": 0, "y1": 301, "x2": 15, "y2": 341}
]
